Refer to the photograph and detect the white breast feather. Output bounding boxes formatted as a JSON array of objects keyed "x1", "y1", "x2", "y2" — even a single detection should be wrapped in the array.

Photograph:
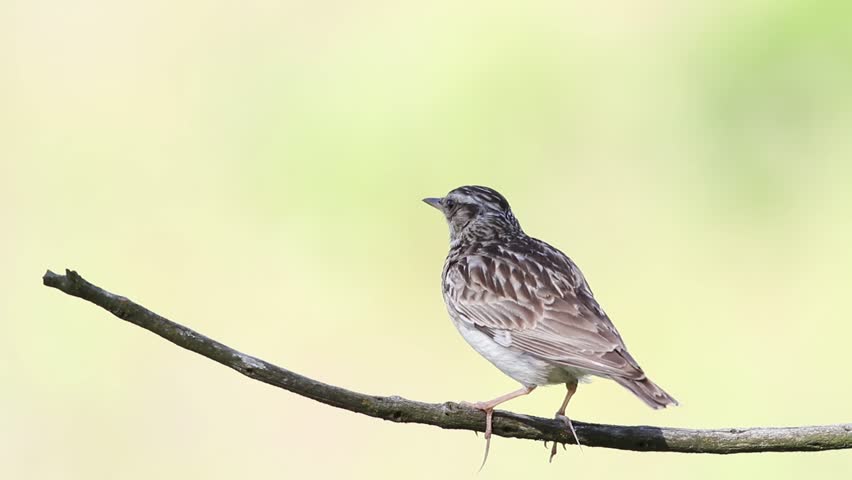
[{"x1": 456, "y1": 323, "x2": 559, "y2": 387}]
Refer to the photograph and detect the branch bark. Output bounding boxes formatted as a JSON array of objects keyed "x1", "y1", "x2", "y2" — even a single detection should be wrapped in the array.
[{"x1": 43, "y1": 269, "x2": 852, "y2": 454}]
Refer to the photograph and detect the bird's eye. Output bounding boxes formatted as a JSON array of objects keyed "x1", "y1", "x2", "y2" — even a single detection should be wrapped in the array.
[{"x1": 444, "y1": 199, "x2": 456, "y2": 210}]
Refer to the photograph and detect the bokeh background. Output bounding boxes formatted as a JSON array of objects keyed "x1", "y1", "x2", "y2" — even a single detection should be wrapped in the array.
[{"x1": 2, "y1": 1, "x2": 851, "y2": 478}]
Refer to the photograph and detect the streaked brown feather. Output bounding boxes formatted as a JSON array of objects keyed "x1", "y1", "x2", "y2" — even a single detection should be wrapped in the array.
[
  {"x1": 445, "y1": 238, "x2": 646, "y2": 380},
  {"x1": 433, "y1": 185, "x2": 677, "y2": 408}
]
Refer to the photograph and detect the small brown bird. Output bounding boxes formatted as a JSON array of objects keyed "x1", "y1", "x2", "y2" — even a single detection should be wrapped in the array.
[{"x1": 424, "y1": 186, "x2": 677, "y2": 465}]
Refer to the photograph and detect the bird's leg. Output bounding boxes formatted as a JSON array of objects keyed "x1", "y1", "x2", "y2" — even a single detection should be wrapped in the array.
[
  {"x1": 550, "y1": 379, "x2": 581, "y2": 462},
  {"x1": 462, "y1": 385, "x2": 536, "y2": 470}
]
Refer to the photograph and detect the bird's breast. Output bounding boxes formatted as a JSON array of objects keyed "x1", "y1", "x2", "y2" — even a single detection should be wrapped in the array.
[{"x1": 453, "y1": 321, "x2": 574, "y2": 387}]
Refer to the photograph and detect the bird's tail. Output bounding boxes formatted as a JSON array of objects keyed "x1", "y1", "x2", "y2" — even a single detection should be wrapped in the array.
[{"x1": 613, "y1": 376, "x2": 678, "y2": 409}]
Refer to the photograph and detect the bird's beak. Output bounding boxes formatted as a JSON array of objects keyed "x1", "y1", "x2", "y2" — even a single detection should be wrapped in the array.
[{"x1": 422, "y1": 197, "x2": 443, "y2": 210}]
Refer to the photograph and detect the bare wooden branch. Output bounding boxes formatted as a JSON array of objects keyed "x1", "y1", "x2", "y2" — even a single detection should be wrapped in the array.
[{"x1": 43, "y1": 269, "x2": 852, "y2": 454}]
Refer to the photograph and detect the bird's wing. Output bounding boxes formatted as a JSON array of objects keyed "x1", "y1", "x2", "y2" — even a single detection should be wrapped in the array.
[{"x1": 446, "y1": 250, "x2": 645, "y2": 379}]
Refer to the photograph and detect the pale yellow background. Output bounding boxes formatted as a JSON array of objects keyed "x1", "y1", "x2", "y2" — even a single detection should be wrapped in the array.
[{"x1": 2, "y1": 1, "x2": 851, "y2": 479}]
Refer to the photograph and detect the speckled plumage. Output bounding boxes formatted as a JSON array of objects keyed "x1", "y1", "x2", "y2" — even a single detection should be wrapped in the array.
[{"x1": 426, "y1": 185, "x2": 676, "y2": 410}]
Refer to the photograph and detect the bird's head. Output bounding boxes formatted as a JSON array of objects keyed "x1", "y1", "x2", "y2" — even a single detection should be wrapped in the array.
[{"x1": 423, "y1": 185, "x2": 522, "y2": 242}]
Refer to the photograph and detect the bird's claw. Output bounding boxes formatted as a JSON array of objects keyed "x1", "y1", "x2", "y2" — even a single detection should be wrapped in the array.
[
  {"x1": 555, "y1": 414, "x2": 582, "y2": 447},
  {"x1": 460, "y1": 400, "x2": 495, "y2": 470},
  {"x1": 548, "y1": 442, "x2": 560, "y2": 463},
  {"x1": 478, "y1": 408, "x2": 493, "y2": 471},
  {"x1": 550, "y1": 414, "x2": 583, "y2": 461}
]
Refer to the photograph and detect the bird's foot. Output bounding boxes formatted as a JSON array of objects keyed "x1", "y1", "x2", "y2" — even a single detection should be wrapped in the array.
[
  {"x1": 550, "y1": 414, "x2": 582, "y2": 462},
  {"x1": 460, "y1": 400, "x2": 491, "y2": 410},
  {"x1": 461, "y1": 401, "x2": 495, "y2": 471}
]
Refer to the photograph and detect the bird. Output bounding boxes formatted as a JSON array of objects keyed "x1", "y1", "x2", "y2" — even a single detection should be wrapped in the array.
[{"x1": 423, "y1": 185, "x2": 677, "y2": 466}]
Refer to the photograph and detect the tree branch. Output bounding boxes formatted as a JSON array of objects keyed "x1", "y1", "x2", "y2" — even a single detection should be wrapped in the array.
[{"x1": 43, "y1": 269, "x2": 852, "y2": 454}]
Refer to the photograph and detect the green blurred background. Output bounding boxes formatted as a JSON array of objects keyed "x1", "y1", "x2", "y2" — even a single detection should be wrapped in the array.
[{"x1": 2, "y1": 1, "x2": 851, "y2": 478}]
